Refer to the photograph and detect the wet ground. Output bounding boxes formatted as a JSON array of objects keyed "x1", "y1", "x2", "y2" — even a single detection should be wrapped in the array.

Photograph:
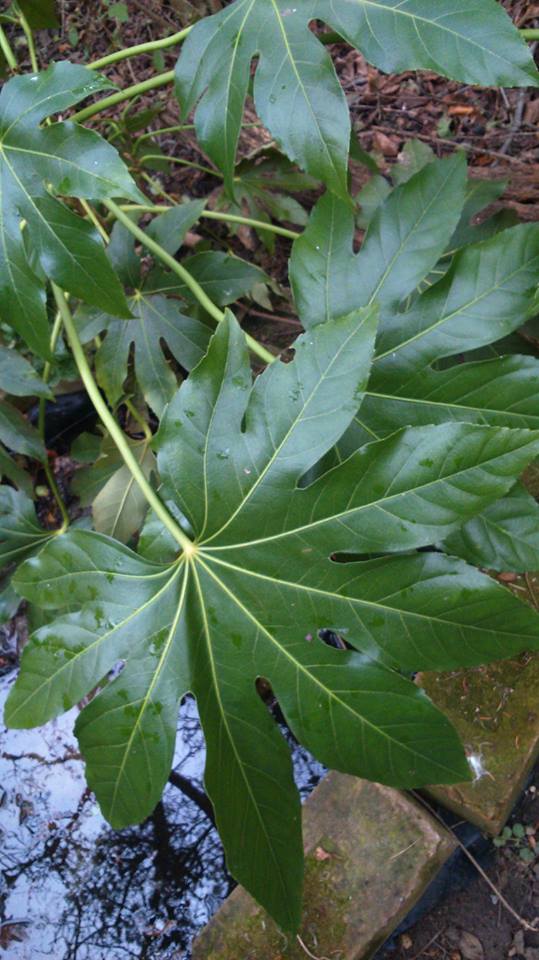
[{"x1": 0, "y1": 626, "x2": 324, "y2": 960}]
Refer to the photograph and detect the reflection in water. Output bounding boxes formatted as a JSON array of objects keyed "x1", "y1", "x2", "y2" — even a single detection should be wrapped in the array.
[{"x1": 0, "y1": 628, "x2": 325, "y2": 959}]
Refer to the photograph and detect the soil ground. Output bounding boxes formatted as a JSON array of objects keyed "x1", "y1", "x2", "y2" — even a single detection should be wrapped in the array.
[{"x1": 379, "y1": 768, "x2": 539, "y2": 960}]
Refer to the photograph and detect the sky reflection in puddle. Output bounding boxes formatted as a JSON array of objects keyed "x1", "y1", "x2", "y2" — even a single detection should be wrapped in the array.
[{"x1": 0, "y1": 655, "x2": 324, "y2": 959}]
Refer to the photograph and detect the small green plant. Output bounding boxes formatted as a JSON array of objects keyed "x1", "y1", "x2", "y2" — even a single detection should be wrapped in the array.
[
  {"x1": 494, "y1": 823, "x2": 536, "y2": 863},
  {"x1": 0, "y1": 0, "x2": 539, "y2": 934}
]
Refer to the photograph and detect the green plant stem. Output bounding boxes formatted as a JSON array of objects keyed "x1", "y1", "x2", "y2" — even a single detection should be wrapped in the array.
[
  {"x1": 140, "y1": 171, "x2": 177, "y2": 203},
  {"x1": 38, "y1": 312, "x2": 70, "y2": 532},
  {"x1": 139, "y1": 154, "x2": 222, "y2": 179},
  {"x1": 119, "y1": 203, "x2": 300, "y2": 240},
  {"x1": 204, "y1": 210, "x2": 299, "y2": 239},
  {"x1": 71, "y1": 70, "x2": 175, "y2": 124},
  {"x1": 135, "y1": 121, "x2": 261, "y2": 143},
  {"x1": 104, "y1": 198, "x2": 276, "y2": 365},
  {"x1": 0, "y1": 25, "x2": 18, "y2": 70},
  {"x1": 80, "y1": 198, "x2": 109, "y2": 243},
  {"x1": 521, "y1": 28, "x2": 539, "y2": 40},
  {"x1": 89, "y1": 26, "x2": 192, "y2": 70},
  {"x1": 136, "y1": 123, "x2": 196, "y2": 142},
  {"x1": 52, "y1": 283, "x2": 196, "y2": 556},
  {"x1": 17, "y1": 5, "x2": 39, "y2": 72}
]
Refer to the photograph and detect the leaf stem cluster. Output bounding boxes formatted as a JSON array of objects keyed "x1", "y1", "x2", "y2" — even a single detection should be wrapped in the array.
[
  {"x1": 104, "y1": 199, "x2": 276, "y2": 365},
  {"x1": 51, "y1": 283, "x2": 196, "y2": 557}
]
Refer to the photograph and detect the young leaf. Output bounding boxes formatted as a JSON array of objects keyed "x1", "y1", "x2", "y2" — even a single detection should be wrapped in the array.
[
  {"x1": 175, "y1": 0, "x2": 537, "y2": 191},
  {"x1": 8, "y1": 311, "x2": 539, "y2": 933},
  {"x1": 443, "y1": 482, "x2": 539, "y2": 573},
  {"x1": 0, "y1": 62, "x2": 141, "y2": 357},
  {"x1": 214, "y1": 151, "x2": 315, "y2": 250},
  {"x1": 146, "y1": 200, "x2": 207, "y2": 255},
  {"x1": 92, "y1": 442, "x2": 155, "y2": 543}
]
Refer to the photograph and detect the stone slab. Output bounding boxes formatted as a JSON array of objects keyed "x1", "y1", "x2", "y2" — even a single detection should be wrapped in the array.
[
  {"x1": 192, "y1": 772, "x2": 456, "y2": 960},
  {"x1": 420, "y1": 651, "x2": 539, "y2": 836}
]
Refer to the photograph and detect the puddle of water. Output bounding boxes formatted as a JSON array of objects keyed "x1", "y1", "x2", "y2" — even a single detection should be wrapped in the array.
[{"x1": 0, "y1": 640, "x2": 325, "y2": 959}]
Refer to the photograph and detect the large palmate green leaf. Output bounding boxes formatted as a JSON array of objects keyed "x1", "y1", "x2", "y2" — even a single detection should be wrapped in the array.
[
  {"x1": 175, "y1": 0, "x2": 538, "y2": 193},
  {"x1": 0, "y1": 62, "x2": 141, "y2": 357},
  {"x1": 291, "y1": 152, "x2": 468, "y2": 324},
  {"x1": 7, "y1": 310, "x2": 539, "y2": 931},
  {"x1": 290, "y1": 158, "x2": 539, "y2": 448},
  {"x1": 291, "y1": 154, "x2": 539, "y2": 574}
]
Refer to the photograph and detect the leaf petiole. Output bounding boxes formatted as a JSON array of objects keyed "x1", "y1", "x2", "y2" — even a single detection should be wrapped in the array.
[
  {"x1": 137, "y1": 154, "x2": 223, "y2": 179},
  {"x1": 70, "y1": 71, "x2": 175, "y2": 124},
  {"x1": 0, "y1": 24, "x2": 17, "y2": 70},
  {"x1": 51, "y1": 284, "x2": 197, "y2": 557},
  {"x1": 119, "y1": 203, "x2": 301, "y2": 240},
  {"x1": 16, "y1": 4, "x2": 38, "y2": 72},
  {"x1": 88, "y1": 26, "x2": 192, "y2": 71},
  {"x1": 104, "y1": 198, "x2": 276, "y2": 365}
]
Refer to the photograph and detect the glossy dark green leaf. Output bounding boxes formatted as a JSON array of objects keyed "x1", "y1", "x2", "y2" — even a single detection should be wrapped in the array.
[
  {"x1": 443, "y1": 482, "x2": 539, "y2": 573},
  {"x1": 146, "y1": 200, "x2": 207, "y2": 255},
  {"x1": 107, "y1": 220, "x2": 141, "y2": 289},
  {"x1": 290, "y1": 154, "x2": 467, "y2": 326},
  {"x1": 0, "y1": 62, "x2": 141, "y2": 356},
  {"x1": 175, "y1": 0, "x2": 537, "y2": 192},
  {"x1": 356, "y1": 174, "x2": 391, "y2": 229},
  {"x1": 447, "y1": 177, "x2": 509, "y2": 253},
  {"x1": 8, "y1": 308, "x2": 539, "y2": 932},
  {"x1": 145, "y1": 251, "x2": 266, "y2": 306}
]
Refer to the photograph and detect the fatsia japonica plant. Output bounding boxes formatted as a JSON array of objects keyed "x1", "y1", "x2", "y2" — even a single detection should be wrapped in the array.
[{"x1": 1, "y1": 0, "x2": 539, "y2": 934}]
